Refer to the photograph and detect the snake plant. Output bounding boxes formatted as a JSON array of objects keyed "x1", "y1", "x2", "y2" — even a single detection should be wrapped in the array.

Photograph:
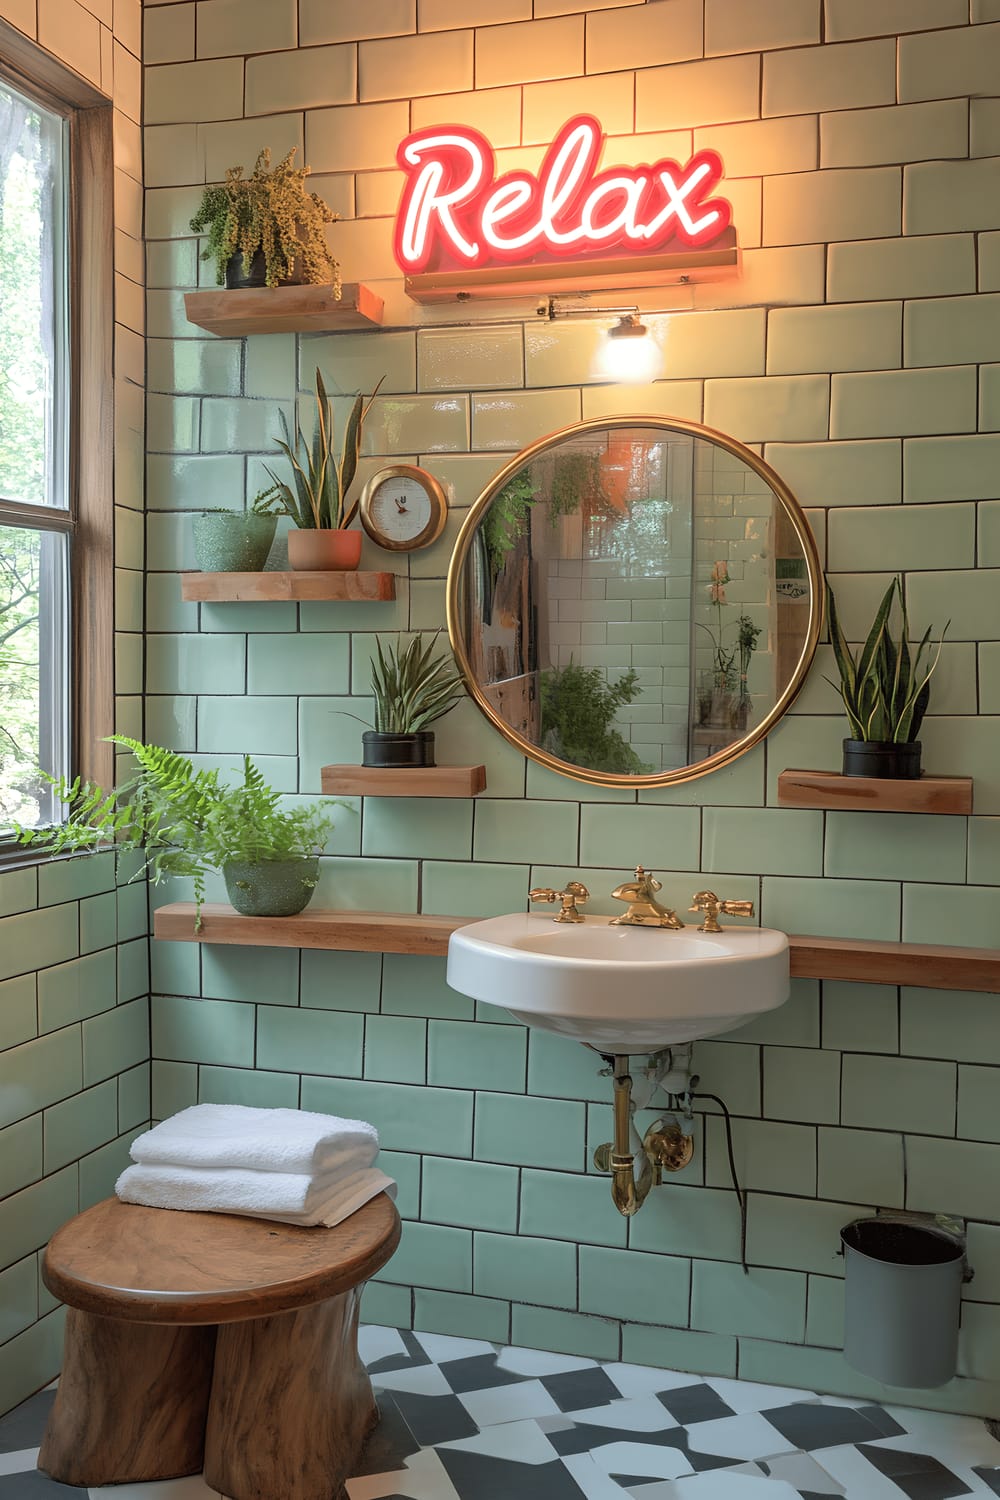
[
  {"x1": 265, "y1": 368, "x2": 383, "y2": 530},
  {"x1": 370, "y1": 635, "x2": 466, "y2": 734},
  {"x1": 825, "y1": 576, "x2": 947, "y2": 743}
]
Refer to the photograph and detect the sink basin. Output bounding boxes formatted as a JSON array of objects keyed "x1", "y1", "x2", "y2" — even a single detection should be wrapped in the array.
[{"x1": 447, "y1": 913, "x2": 790, "y2": 1051}]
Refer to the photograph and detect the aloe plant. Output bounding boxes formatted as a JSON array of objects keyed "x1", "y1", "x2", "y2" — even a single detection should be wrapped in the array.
[
  {"x1": 265, "y1": 368, "x2": 383, "y2": 530},
  {"x1": 825, "y1": 577, "x2": 947, "y2": 744},
  {"x1": 370, "y1": 635, "x2": 465, "y2": 734}
]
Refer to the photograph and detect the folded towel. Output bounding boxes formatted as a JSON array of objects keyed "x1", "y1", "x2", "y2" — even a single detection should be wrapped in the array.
[
  {"x1": 129, "y1": 1104, "x2": 378, "y2": 1175},
  {"x1": 115, "y1": 1161, "x2": 396, "y2": 1228}
]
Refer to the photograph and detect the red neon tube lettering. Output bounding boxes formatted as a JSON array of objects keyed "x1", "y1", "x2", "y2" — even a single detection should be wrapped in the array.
[{"x1": 394, "y1": 116, "x2": 731, "y2": 274}]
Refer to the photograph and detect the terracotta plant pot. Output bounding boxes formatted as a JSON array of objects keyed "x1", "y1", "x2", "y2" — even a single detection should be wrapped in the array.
[
  {"x1": 287, "y1": 529, "x2": 363, "y2": 571},
  {"x1": 222, "y1": 857, "x2": 320, "y2": 917},
  {"x1": 842, "y1": 739, "x2": 922, "y2": 779}
]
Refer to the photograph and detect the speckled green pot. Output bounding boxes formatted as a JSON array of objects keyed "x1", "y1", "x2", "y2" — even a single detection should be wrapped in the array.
[
  {"x1": 193, "y1": 512, "x2": 277, "y2": 573},
  {"x1": 223, "y1": 857, "x2": 320, "y2": 917}
]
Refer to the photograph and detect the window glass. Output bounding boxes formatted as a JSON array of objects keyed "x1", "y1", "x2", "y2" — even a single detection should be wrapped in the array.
[{"x1": 0, "y1": 79, "x2": 71, "y2": 835}]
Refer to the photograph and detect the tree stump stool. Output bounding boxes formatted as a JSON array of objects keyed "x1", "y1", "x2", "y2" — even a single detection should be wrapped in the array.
[{"x1": 38, "y1": 1192, "x2": 400, "y2": 1500}]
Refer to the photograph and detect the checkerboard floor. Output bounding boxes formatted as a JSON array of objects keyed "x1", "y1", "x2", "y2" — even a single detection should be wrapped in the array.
[{"x1": 3, "y1": 1325, "x2": 1000, "y2": 1498}]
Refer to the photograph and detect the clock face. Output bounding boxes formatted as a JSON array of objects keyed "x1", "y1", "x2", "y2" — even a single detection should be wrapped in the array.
[
  {"x1": 370, "y1": 475, "x2": 433, "y2": 543},
  {"x1": 359, "y1": 466, "x2": 447, "y2": 551}
]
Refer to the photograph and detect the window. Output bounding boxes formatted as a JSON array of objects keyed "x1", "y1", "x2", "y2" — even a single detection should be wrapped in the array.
[
  {"x1": 0, "y1": 77, "x2": 70, "y2": 832},
  {"x1": 0, "y1": 38, "x2": 114, "y2": 844}
]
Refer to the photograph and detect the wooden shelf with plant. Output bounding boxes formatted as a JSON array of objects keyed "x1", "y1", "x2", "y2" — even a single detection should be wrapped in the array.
[
  {"x1": 17, "y1": 738, "x2": 349, "y2": 927},
  {"x1": 184, "y1": 147, "x2": 383, "y2": 333},
  {"x1": 779, "y1": 576, "x2": 969, "y2": 813}
]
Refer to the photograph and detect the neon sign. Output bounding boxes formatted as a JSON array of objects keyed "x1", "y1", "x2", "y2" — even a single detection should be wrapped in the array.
[{"x1": 394, "y1": 115, "x2": 732, "y2": 279}]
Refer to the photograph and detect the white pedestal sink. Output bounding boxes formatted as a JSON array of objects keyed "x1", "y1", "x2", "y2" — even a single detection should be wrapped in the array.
[{"x1": 447, "y1": 913, "x2": 790, "y2": 1052}]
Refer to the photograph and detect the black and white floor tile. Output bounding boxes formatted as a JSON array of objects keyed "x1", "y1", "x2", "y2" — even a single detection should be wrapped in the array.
[{"x1": 3, "y1": 1326, "x2": 1000, "y2": 1499}]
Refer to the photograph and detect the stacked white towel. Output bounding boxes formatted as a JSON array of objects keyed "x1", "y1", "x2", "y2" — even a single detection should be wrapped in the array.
[{"x1": 116, "y1": 1104, "x2": 396, "y2": 1228}]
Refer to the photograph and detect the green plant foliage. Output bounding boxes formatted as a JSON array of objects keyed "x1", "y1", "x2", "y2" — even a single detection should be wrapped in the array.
[
  {"x1": 540, "y1": 660, "x2": 651, "y2": 776},
  {"x1": 265, "y1": 368, "x2": 383, "y2": 531},
  {"x1": 548, "y1": 451, "x2": 611, "y2": 523},
  {"x1": 189, "y1": 147, "x2": 339, "y2": 290},
  {"x1": 481, "y1": 471, "x2": 538, "y2": 582},
  {"x1": 16, "y1": 737, "x2": 345, "y2": 926},
  {"x1": 369, "y1": 635, "x2": 466, "y2": 734},
  {"x1": 825, "y1": 576, "x2": 948, "y2": 744}
]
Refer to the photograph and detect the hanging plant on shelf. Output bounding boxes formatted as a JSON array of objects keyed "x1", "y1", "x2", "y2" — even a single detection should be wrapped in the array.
[{"x1": 189, "y1": 147, "x2": 340, "y2": 291}]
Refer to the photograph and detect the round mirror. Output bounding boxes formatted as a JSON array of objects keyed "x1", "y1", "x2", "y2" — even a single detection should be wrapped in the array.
[{"x1": 447, "y1": 417, "x2": 822, "y2": 789}]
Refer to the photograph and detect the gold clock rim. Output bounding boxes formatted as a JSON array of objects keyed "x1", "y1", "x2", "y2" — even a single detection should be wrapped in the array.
[{"x1": 358, "y1": 464, "x2": 448, "y2": 553}]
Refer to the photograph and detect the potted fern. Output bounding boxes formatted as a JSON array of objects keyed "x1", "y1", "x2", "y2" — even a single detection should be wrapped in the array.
[
  {"x1": 192, "y1": 486, "x2": 281, "y2": 573},
  {"x1": 826, "y1": 576, "x2": 947, "y2": 779},
  {"x1": 189, "y1": 147, "x2": 339, "y2": 291},
  {"x1": 265, "y1": 367, "x2": 383, "y2": 571},
  {"x1": 360, "y1": 635, "x2": 466, "y2": 767},
  {"x1": 16, "y1": 737, "x2": 345, "y2": 926}
]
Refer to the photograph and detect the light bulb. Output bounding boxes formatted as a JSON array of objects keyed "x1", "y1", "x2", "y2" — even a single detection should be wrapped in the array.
[{"x1": 600, "y1": 315, "x2": 661, "y2": 384}]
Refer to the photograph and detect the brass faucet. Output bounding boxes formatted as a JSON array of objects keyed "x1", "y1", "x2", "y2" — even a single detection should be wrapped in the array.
[
  {"x1": 689, "y1": 890, "x2": 755, "y2": 932},
  {"x1": 529, "y1": 880, "x2": 589, "y2": 923},
  {"x1": 609, "y1": 866, "x2": 685, "y2": 929}
]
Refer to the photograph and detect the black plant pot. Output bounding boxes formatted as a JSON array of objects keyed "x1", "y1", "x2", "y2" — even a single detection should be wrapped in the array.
[
  {"x1": 224, "y1": 249, "x2": 304, "y2": 289},
  {"x1": 362, "y1": 731, "x2": 435, "y2": 768},
  {"x1": 842, "y1": 739, "x2": 922, "y2": 779},
  {"x1": 225, "y1": 250, "x2": 269, "y2": 289}
]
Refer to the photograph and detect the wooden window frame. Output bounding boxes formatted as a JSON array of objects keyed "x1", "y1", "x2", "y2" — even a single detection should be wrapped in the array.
[{"x1": 0, "y1": 19, "x2": 115, "y2": 830}]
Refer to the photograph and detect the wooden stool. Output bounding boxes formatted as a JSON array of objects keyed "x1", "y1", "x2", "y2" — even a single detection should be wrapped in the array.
[{"x1": 38, "y1": 1192, "x2": 400, "y2": 1500}]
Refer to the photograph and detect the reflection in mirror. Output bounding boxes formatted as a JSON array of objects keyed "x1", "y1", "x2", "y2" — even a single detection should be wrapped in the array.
[{"x1": 448, "y1": 419, "x2": 821, "y2": 788}]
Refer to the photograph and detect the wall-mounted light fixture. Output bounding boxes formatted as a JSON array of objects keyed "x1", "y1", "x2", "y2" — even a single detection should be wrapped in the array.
[{"x1": 602, "y1": 313, "x2": 661, "y2": 383}]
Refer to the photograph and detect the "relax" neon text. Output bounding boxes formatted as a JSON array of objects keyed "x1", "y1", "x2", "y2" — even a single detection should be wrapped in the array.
[{"x1": 394, "y1": 115, "x2": 731, "y2": 275}]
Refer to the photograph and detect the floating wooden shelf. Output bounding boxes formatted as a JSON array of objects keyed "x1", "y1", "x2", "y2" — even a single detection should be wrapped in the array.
[
  {"x1": 152, "y1": 905, "x2": 1000, "y2": 993},
  {"x1": 184, "y1": 282, "x2": 383, "y2": 335},
  {"x1": 181, "y1": 571, "x2": 396, "y2": 602},
  {"x1": 153, "y1": 905, "x2": 467, "y2": 956},
  {"x1": 320, "y1": 765, "x2": 487, "y2": 798},
  {"x1": 789, "y1": 935, "x2": 1000, "y2": 993},
  {"x1": 778, "y1": 768, "x2": 973, "y2": 815}
]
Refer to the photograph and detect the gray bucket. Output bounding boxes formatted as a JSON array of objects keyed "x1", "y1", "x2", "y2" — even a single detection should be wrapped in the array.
[{"x1": 841, "y1": 1217, "x2": 965, "y2": 1388}]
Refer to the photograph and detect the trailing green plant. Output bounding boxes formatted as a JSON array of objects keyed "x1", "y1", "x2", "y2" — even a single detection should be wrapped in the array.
[
  {"x1": 825, "y1": 576, "x2": 948, "y2": 744},
  {"x1": 540, "y1": 659, "x2": 651, "y2": 776},
  {"x1": 367, "y1": 635, "x2": 466, "y2": 734},
  {"x1": 548, "y1": 450, "x2": 611, "y2": 523},
  {"x1": 15, "y1": 737, "x2": 344, "y2": 926},
  {"x1": 264, "y1": 367, "x2": 383, "y2": 531},
  {"x1": 481, "y1": 471, "x2": 538, "y2": 582},
  {"x1": 189, "y1": 147, "x2": 339, "y2": 289}
]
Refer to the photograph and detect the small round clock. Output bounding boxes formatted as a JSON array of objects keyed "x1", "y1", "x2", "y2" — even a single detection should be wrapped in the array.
[{"x1": 358, "y1": 465, "x2": 448, "y2": 552}]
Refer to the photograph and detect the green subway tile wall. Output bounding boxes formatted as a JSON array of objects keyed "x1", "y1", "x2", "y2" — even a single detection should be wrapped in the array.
[{"x1": 9, "y1": 0, "x2": 1000, "y2": 1426}]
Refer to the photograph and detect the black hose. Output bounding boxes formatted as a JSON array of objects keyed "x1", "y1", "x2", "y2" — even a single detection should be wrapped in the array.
[{"x1": 692, "y1": 1091, "x2": 748, "y2": 1275}]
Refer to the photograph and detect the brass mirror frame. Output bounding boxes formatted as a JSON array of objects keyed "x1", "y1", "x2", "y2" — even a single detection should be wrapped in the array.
[{"x1": 446, "y1": 415, "x2": 823, "y2": 790}]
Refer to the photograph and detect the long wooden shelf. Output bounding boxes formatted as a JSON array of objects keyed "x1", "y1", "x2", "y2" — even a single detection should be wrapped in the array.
[
  {"x1": 181, "y1": 571, "x2": 396, "y2": 602},
  {"x1": 184, "y1": 282, "x2": 383, "y2": 335},
  {"x1": 154, "y1": 906, "x2": 466, "y2": 956},
  {"x1": 788, "y1": 935, "x2": 999, "y2": 992},
  {"x1": 152, "y1": 905, "x2": 1000, "y2": 992},
  {"x1": 778, "y1": 768, "x2": 973, "y2": 815},
  {"x1": 321, "y1": 765, "x2": 487, "y2": 798}
]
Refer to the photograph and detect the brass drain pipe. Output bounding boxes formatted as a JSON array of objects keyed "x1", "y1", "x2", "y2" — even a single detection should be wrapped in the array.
[{"x1": 610, "y1": 1056, "x2": 653, "y2": 1217}]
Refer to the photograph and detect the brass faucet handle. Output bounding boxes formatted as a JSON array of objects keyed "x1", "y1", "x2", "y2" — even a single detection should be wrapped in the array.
[
  {"x1": 530, "y1": 880, "x2": 589, "y2": 923},
  {"x1": 689, "y1": 889, "x2": 755, "y2": 932}
]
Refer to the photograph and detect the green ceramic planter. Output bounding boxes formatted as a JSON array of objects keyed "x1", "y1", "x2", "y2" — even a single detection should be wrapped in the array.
[
  {"x1": 192, "y1": 512, "x2": 277, "y2": 572},
  {"x1": 223, "y1": 857, "x2": 320, "y2": 917}
]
